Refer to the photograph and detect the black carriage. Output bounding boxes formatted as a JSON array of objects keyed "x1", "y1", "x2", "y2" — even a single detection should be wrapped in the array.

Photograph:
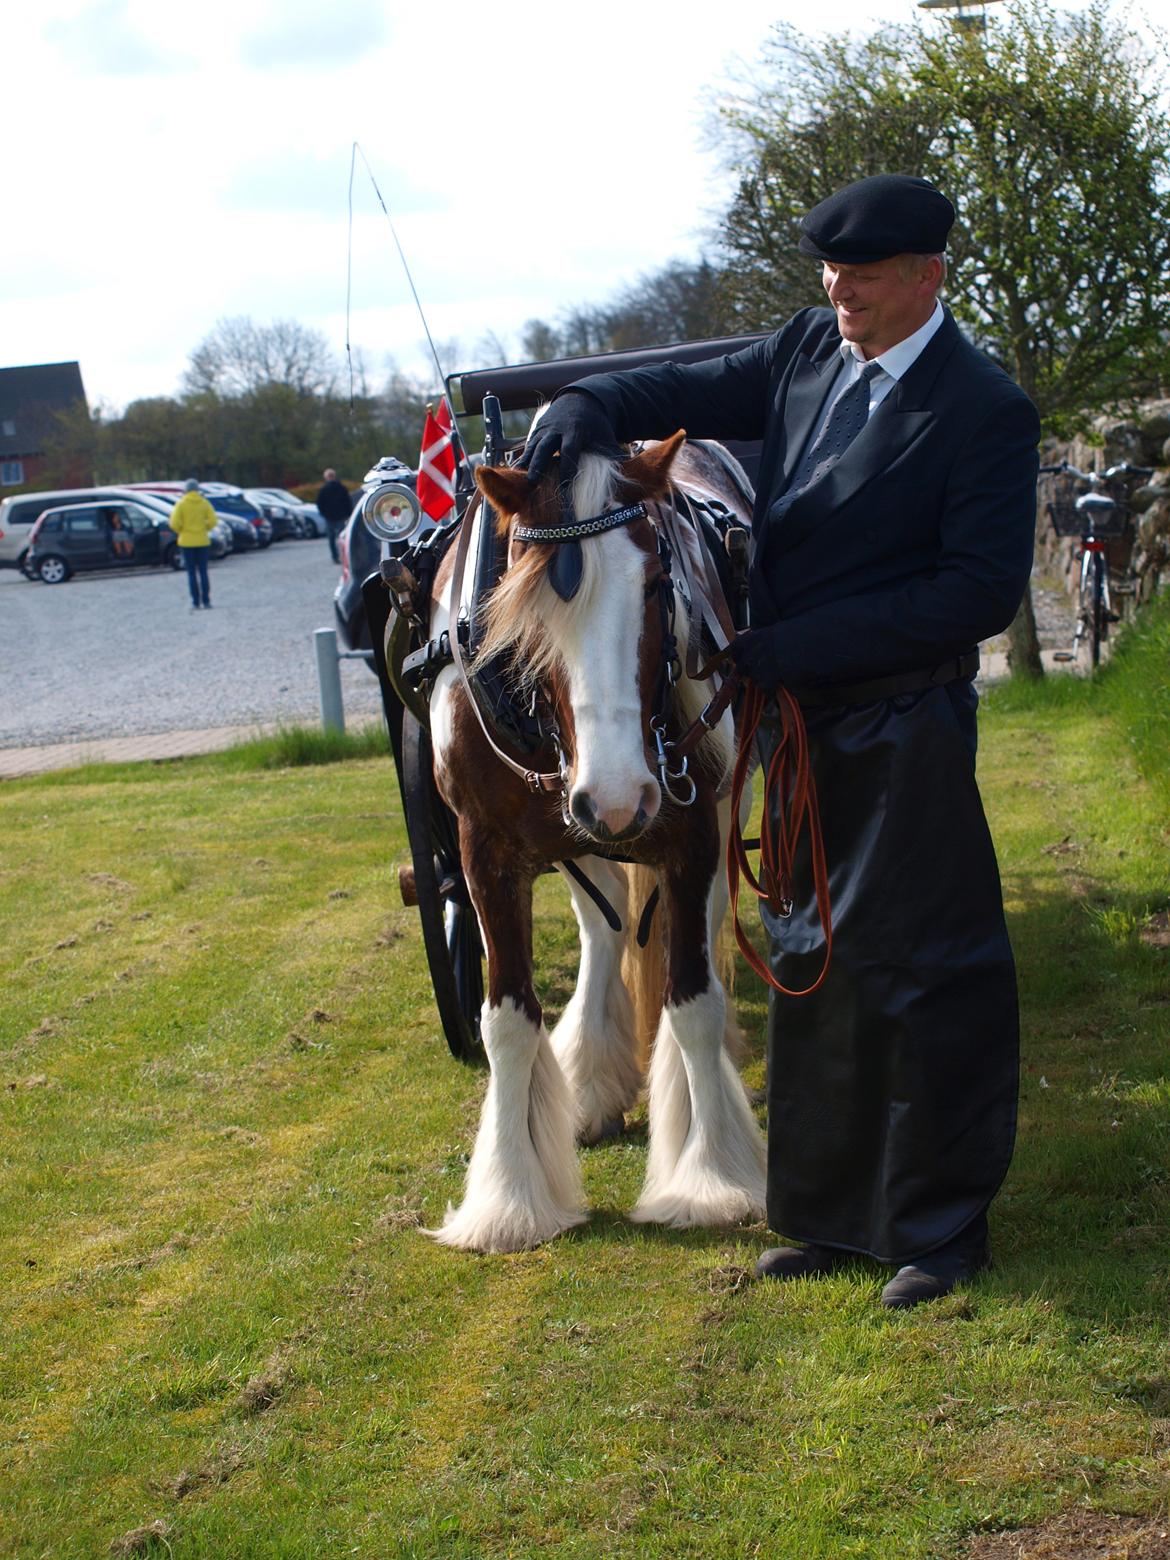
[{"x1": 360, "y1": 336, "x2": 766, "y2": 1063}]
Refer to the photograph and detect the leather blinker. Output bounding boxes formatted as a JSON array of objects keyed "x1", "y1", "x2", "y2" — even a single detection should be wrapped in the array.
[{"x1": 547, "y1": 539, "x2": 584, "y2": 601}]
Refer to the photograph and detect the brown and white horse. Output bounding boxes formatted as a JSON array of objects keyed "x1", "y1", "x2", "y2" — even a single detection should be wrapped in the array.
[{"x1": 424, "y1": 428, "x2": 765, "y2": 1254}]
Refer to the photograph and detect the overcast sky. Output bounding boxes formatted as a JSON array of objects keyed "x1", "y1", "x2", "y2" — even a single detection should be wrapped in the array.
[{"x1": 3, "y1": 0, "x2": 1118, "y2": 411}]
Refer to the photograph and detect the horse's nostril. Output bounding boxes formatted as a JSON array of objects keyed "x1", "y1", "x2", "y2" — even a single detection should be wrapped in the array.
[{"x1": 570, "y1": 791, "x2": 599, "y2": 832}]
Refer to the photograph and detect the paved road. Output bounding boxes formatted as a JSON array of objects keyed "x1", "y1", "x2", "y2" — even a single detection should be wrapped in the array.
[{"x1": 0, "y1": 540, "x2": 384, "y2": 749}]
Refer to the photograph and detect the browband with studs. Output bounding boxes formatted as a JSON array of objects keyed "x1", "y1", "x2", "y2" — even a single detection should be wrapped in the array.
[{"x1": 512, "y1": 501, "x2": 647, "y2": 545}]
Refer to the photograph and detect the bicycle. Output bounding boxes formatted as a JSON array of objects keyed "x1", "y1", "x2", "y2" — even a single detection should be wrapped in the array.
[{"x1": 1038, "y1": 460, "x2": 1153, "y2": 669}]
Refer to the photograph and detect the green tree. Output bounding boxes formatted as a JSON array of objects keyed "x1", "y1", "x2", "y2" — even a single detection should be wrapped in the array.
[
  {"x1": 521, "y1": 259, "x2": 738, "y2": 363},
  {"x1": 718, "y1": 0, "x2": 1170, "y2": 426},
  {"x1": 715, "y1": 0, "x2": 1170, "y2": 673}
]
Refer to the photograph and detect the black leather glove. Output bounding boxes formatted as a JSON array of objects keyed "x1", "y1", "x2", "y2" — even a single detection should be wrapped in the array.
[
  {"x1": 516, "y1": 390, "x2": 623, "y2": 497},
  {"x1": 726, "y1": 626, "x2": 787, "y2": 689}
]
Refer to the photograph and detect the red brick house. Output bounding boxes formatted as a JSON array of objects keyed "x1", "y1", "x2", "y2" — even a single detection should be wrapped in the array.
[{"x1": 0, "y1": 361, "x2": 90, "y2": 489}]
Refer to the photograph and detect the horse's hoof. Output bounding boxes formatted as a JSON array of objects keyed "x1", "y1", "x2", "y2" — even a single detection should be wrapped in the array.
[{"x1": 579, "y1": 1114, "x2": 625, "y2": 1147}]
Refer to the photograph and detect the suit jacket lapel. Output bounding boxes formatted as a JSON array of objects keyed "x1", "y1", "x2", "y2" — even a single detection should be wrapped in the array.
[
  {"x1": 766, "y1": 312, "x2": 961, "y2": 556},
  {"x1": 778, "y1": 340, "x2": 842, "y2": 489}
]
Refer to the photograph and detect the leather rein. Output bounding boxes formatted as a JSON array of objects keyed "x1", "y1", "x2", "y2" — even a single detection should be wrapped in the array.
[{"x1": 447, "y1": 483, "x2": 832, "y2": 997}]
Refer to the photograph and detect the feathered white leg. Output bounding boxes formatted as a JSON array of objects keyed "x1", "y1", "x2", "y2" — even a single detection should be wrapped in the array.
[
  {"x1": 550, "y1": 859, "x2": 641, "y2": 1144},
  {"x1": 631, "y1": 981, "x2": 766, "y2": 1228},
  {"x1": 428, "y1": 998, "x2": 587, "y2": 1253}
]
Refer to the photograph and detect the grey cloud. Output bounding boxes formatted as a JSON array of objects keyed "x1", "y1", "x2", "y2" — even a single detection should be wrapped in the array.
[{"x1": 239, "y1": 0, "x2": 388, "y2": 69}]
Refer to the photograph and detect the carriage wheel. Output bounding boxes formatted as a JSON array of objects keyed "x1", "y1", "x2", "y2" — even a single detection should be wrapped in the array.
[{"x1": 400, "y1": 709, "x2": 485, "y2": 1064}]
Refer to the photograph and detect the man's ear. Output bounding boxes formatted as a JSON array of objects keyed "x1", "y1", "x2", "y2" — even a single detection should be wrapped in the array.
[{"x1": 620, "y1": 430, "x2": 687, "y2": 500}]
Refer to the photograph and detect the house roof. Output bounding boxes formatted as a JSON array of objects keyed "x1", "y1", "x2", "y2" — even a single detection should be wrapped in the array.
[{"x1": 0, "y1": 362, "x2": 88, "y2": 457}]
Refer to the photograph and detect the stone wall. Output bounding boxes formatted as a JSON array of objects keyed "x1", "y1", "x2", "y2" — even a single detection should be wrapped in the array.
[{"x1": 1035, "y1": 400, "x2": 1170, "y2": 605}]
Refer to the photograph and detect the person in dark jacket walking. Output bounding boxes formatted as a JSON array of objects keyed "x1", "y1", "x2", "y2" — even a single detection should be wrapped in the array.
[
  {"x1": 316, "y1": 468, "x2": 353, "y2": 564},
  {"x1": 521, "y1": 175, "x2": 1040, "y2": 1310}
]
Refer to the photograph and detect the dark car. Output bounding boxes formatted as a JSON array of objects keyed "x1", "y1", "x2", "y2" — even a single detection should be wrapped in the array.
[
  {"x1": 195, "y1": 488, "x2": 277, "y2": 547},
  {"x1": 334, "y1": 457, "x2": 419, "y2": 659},
  {"x1": 243, "y1": 488, "x2": 316, "y2": 539},
  {"x1": 210, "y1": 509, "x2": 260, "y2": 553},
  {"x1": 23, "y1": 500, "x2": 186, "y2": 583}
]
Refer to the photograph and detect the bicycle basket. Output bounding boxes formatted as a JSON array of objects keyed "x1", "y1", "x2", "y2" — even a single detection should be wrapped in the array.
[{"x1": 1046, "y1": 496, "x2": 1127, "y2": 539}]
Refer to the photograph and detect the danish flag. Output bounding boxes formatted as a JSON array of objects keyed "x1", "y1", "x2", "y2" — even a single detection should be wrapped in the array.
[{"x1": 418, "y1": 398, "x2": 456, "y2": 522}]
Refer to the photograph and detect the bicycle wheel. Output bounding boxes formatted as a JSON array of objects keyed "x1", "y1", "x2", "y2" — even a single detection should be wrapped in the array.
[{"x1": 400, "y1": 709, "x2": 485, "y2": 1064}]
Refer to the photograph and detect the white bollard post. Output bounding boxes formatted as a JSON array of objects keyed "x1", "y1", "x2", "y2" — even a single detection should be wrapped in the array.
[{"x1": 314, "y1": 627, "x2": 346, "y2": 734}]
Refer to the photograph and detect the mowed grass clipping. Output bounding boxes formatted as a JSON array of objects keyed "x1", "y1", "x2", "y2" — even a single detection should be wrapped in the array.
[{"x1": 1, "y1": 611, "x2": 1169, "y2": 1559}]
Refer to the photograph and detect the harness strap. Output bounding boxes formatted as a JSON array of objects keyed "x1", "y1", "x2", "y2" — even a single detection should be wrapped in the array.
[
  {"x1": 657, "y1": 485, "x2": 740, "y2": 682},
  {"x1": 559, "y1": 860, "x2": 624, "y2": 933},
  {"x1": 448, "y1": 492, "x2": 566, "y2": 795}
]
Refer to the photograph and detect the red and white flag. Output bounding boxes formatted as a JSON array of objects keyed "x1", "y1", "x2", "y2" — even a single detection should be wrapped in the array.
[{"x1": 418, "y1": 398, "x2": 456, "y2": 522}]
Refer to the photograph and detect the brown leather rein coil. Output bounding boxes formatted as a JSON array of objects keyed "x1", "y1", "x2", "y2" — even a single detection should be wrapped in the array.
[{"x1": 725, "y1": 671, "x2": 834, "y2": 999}]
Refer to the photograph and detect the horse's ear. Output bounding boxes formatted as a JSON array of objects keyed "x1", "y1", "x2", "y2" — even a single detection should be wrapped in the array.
[
  {"x1": 620, "y1": 430, "x2": 687, "y2": 499},
  {"x1": 475, "y1": 464, "x2": 531, "y2": 519}
]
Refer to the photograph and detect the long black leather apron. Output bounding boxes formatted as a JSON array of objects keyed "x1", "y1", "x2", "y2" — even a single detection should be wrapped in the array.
[{"x1": 760, "y1": 678, "x2": 1018, "y2": 1265}]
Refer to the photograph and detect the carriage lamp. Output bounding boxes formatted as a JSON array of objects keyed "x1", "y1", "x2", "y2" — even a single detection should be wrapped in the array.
[{"x1": 362, "y1": 482, "x2": 421, "y2": 544}]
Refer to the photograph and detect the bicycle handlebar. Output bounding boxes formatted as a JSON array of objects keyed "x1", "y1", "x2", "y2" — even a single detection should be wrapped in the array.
[{"x1": 1038, "y1": 460, "x2": 1154, "y2": 482}]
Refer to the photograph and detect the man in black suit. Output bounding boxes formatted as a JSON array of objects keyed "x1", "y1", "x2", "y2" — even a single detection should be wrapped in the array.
[{"x1": 521, "y1": 175, "x2": 1040, "y2": 1309}]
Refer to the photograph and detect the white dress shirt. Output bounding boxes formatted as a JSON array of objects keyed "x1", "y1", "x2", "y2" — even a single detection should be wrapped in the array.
[{"x1": 815, "y1": 299, "x2": 945, "y2": 435}]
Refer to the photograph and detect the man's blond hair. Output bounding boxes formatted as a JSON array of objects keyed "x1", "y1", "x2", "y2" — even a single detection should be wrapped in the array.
[{"x1": 898, "y1": 253, "x2": 948, "y2": 290}]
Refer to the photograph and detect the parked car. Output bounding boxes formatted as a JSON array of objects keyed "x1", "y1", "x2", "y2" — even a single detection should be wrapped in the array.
[
  {"x1": 0, "y1": 485, "x2": 210, "y2": 570},
  {"x1": 246, "y1": 487, "x2": 327, "y2": 537},
  {"x1": 334, "y1": 457, "x2": 419, "y2": 659},
  {"x1": 219, "y1": 512, "x2": 261, "y2": 552},
  {"x1": 199, "y1": 484, "x2": 289, "y2": 543},
  {"x1": 121, "y1": 490, "x2": 232, "y2": 559},
  {"x1": 126, "y1": 483, "x2": 274, "y2": 548},
  {"x1": 242, "y1": 488, "x2": 315, "y2": 539},
  {"x1": 23, "y1": 500, "x2": 190, "y2": 582}
]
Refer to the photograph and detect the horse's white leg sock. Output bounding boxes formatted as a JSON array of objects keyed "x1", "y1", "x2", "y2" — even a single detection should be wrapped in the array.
[
  {"x1": 630, "y1": 984, "x2": 766, "y2": 1228},
  {"x1": 428, "y1": 998, "x2": 587, "y2": 1253},
  {"x1": 550, "y1": 861, "x2": 641, "y2": 1143}
]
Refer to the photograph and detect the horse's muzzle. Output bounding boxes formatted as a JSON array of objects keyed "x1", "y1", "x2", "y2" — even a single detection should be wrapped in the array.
[{"x1": 569, "y1": 783, "x2": 659, "y2": 843}]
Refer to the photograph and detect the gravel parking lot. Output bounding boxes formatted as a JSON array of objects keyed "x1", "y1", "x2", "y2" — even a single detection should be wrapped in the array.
[
  {"x1": 1, "y1": 534, "x2": 1080, "y2": 754},
  {"x1": 0, "y1": 541, "x2": 385, "y2": 749}
]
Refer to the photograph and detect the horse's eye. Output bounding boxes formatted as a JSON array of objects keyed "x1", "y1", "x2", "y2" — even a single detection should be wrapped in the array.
[{"x1": 643, "y1": 576, "x2": 661, "y2": 602}]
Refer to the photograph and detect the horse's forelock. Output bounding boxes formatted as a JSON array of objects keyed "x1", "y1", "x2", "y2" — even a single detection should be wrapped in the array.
[{"x1": 476, "y1": 458, "x2": 622, "y2": 687}]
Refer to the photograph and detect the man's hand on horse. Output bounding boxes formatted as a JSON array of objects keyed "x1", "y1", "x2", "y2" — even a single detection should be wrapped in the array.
[
  {"x1": 516, "y1": 392, "x2": 623, "y2": 499},
  {"x1": 727, "y1": 627, "x2": 786, "y2": 689}
]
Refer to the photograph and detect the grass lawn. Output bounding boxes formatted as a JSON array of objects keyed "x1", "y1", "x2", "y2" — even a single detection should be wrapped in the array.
[{"x1": 1, "y1": 611, "x2": 1168, "y2": 1559}]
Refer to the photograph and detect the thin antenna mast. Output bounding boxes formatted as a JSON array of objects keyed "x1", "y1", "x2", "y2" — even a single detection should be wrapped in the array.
[{"x1": 347, "y1": 141, "x2": 450, "y2": 404}]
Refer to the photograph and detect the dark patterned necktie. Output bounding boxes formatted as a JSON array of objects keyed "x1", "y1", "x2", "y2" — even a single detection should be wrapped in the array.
[{"x1": 774, "y1": 359, "x2": 884, "y2": 517}]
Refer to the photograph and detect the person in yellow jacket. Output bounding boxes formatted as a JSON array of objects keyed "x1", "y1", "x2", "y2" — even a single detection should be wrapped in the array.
[{"x1": 170, "y1": 479, "x2": 218, "y2": 610}]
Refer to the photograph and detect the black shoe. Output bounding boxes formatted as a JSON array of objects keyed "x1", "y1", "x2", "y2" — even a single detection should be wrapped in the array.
[
  {"x1": 755, "y1": 1243, "x2": 847, "y2": 1281},
  {"x1": 880, "y1": 1221, "x2": 991, "y2": 1310}
]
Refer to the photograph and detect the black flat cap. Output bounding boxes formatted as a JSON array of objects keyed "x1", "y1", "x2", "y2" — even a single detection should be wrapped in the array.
[{"x1": 798, "y1": 174, "x2": 954, "y2": 263}]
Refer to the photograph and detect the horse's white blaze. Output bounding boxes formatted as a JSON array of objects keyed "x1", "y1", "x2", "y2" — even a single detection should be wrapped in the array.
[
  {"x1": 562, "y1": 525, "x2": 660, "y2": 834},
  {"x1": 427, "y1": 997, "x2": 587, "y2": 1253},
  {"x1": 551, "y1": 859, "x2": 642, "y2": 1142}
]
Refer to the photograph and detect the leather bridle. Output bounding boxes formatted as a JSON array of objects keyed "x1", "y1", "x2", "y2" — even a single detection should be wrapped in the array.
[
  {"x1": 448, "y1": 487, "x2": 738, "y2": 814},
  {"x1": 446, "y1": 481, "x2": 833, "y2": 996}
]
